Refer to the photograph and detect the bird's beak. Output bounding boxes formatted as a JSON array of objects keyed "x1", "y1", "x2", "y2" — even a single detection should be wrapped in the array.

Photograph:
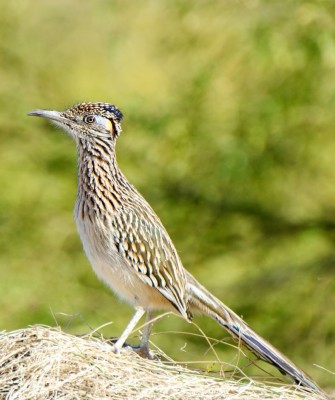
[{"x1": 28, "y1": 109, "x2": 66, "y2": 124}]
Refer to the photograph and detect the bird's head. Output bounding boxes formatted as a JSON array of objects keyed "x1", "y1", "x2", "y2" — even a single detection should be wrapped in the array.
[{"x1": 28, "y1": 102, "x2": 123, "y2": 141}]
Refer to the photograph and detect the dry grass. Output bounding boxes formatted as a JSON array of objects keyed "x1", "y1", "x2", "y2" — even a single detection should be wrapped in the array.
[{"x1": 0, "y1": 326, "x2": 329, "y2": 400}]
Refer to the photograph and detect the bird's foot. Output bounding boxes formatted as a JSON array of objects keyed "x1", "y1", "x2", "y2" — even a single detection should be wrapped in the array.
[
  {"x1": 131, "y1": 344, "x2": 158, "y2": 360},
  {"x1": 109, "y1": 337, "x2": 158, "y2": 360},
  {"x1": 108, "y1": 337, "x2": 131, "y2": 354}
]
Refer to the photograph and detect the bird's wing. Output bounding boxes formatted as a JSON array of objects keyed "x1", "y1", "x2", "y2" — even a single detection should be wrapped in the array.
[{"x1": 111, "y1": 205, "x2": 190, "y2": 319}]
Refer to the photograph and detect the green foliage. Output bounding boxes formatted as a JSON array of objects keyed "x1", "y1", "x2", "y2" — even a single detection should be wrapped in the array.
[{"x1": 0, "y1": 0, "x2": 334, "y2": 387}]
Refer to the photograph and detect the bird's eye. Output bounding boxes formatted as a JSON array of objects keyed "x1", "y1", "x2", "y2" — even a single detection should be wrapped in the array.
[{"x1": 83, "y1": 115, "x2": 95, "y2": 124}]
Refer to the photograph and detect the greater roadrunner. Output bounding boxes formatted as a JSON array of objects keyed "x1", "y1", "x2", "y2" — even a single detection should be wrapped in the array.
[{"x1": 28, "y1": 102, "x2": 321, "y2": 392}]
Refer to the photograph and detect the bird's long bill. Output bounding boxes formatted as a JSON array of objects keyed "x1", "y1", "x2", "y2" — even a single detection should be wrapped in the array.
[{"x1": 28, "y1": 109, "x2": 65, "y2": 124}]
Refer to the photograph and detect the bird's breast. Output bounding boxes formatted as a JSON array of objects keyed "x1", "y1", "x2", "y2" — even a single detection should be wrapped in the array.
[{"x1": 73, "y1": 198, "x2": 174, "y2": 311}]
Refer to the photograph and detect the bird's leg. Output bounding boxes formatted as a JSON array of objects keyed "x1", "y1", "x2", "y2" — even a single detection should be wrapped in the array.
[
  {"x1": 129, "y1": 310, "x2": 156, "y2": 359},
  {"x1": 137, "y1": 310, "x2": 154, "y2": 358},
  {"x1": 113, "y1": 307, "x2": 145, "y2": 353}
]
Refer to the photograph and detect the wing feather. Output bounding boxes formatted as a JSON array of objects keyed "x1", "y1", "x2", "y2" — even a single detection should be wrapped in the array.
[{"x1": 112, "y1": 205, "x2": 189, "y2": 318}]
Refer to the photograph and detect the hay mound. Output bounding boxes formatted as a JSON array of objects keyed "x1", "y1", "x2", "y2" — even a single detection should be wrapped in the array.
[{"x1": 0, "y1": 326, "x2": 327, "y2": 399}]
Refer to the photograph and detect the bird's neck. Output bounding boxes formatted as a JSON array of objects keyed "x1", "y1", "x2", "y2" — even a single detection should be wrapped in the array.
[{"x1": 75, "y1": 137, "x2": 130, "y2": 214}]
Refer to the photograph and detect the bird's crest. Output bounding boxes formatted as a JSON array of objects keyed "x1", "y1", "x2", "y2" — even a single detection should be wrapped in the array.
[{"x1": 73, "y1": 102, "x2": 123, "y2": 122}]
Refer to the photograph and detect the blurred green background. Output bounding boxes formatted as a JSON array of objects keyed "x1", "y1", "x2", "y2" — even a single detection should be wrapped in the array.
[{"x1": 0, "y1": 0, "x2": 334, "y2": 389}]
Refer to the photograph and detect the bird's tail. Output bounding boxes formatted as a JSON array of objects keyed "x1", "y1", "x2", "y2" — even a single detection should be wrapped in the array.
[{"x1": 186, "y1": 272, "x2": 321, "y2": 393}]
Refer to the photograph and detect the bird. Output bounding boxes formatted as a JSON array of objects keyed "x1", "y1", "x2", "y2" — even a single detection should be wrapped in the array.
[{"x1": 28, "y1": 102, "x2": 321, "y2": 393}]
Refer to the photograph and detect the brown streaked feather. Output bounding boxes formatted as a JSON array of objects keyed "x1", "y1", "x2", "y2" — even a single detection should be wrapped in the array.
[{"x1": 111, "y1": 205, "x2": 190, "y2": 319}]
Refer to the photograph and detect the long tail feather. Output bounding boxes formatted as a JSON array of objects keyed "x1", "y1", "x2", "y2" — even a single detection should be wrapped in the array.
[{"x1": 186, "y1": 272, "x2": 322, "y2": 393}]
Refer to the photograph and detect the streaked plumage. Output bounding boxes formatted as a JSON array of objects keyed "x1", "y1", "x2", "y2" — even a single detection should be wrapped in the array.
[{"x1": 28, "y1": 102, "x2": 322, "y2": 393}]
